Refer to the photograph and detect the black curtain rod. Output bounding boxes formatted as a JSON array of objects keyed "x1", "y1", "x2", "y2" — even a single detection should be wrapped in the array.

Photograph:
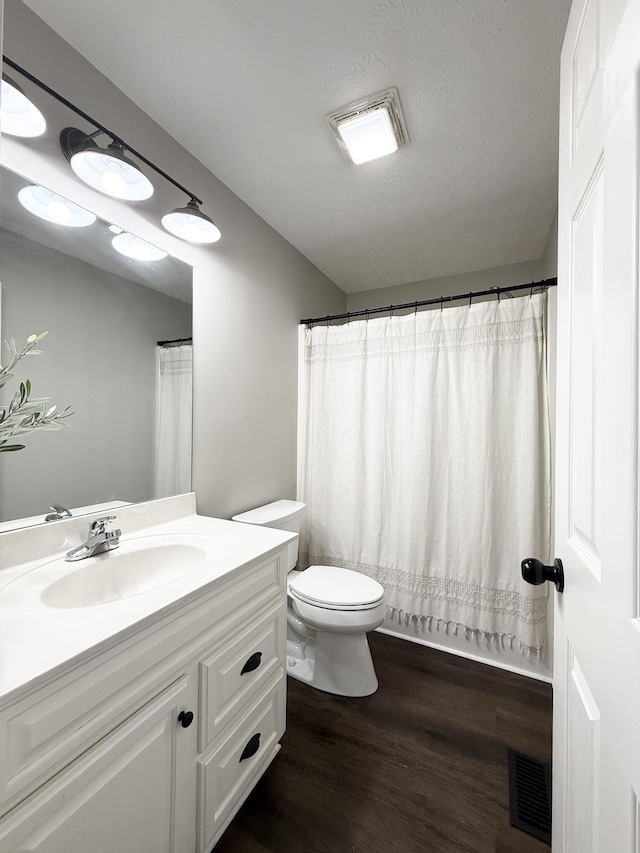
[
  {"x1": 157, "y1": 337, "x2": 193, "y2": 348},
  {"x1": 300, "y1": 277, "x2": 558, "y2": 326},
  {"x1": 3, "y1": 55, "x2": 203, "y2": 206}
]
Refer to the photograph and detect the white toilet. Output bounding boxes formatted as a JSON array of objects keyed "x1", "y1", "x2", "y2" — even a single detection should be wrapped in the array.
[{"x1": 232, "y1": 500, "x2": 386, "y2": 697}]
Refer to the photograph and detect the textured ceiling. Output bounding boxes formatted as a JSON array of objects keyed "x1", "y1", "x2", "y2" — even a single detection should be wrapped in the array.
[{"x1": 20, "y1": 0, "x2": 571, "y2": 293}]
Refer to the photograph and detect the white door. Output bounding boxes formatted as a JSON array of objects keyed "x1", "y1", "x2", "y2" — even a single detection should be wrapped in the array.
[{"x1": 554, "y1": 0, "x2": 640, "y2": 849}]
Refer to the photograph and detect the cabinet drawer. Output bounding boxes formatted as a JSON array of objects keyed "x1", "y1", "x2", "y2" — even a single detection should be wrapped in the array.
[
  {"x1": 197, "y1": 673, "x2": 286, "y2": 853},
  {"x1": 199, "y1": 600, "x2": 286, "y2": 752}
]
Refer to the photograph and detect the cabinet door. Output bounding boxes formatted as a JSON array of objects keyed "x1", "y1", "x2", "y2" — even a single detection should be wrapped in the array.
[{"x1": 0, "y1": 675, "x2": 196, "y2": 853}]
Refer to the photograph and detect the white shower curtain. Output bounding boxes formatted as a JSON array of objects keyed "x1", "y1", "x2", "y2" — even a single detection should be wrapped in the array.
[
  {"x1": 297, "y1": 293, "x2": 551, "y2": 656},
  {"x1": 155, "y1": 343, "x2": 193, "y2": 498}
]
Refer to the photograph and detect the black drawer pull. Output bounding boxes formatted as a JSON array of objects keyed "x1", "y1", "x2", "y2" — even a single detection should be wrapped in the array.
[
  {"x1": 178, "y1": 710, "x2": 194, "y2": 728},
  {"x1": 239, "y1": 732, "x2": 261, "y2": 762},
  {"x1": 240, "y1": 651, "x2": 263, "y2": 675}
]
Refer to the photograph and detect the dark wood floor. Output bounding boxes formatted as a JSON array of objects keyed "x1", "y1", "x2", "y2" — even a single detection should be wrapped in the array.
[{"x1": 214, "y1": 632, "x2": 553, "y2": 853}]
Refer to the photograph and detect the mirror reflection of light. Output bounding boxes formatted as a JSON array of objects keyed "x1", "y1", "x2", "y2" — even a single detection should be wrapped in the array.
[
  {"x1": 17, "y1": 185, "x2": 97, "y2": 227},
  {"x1": 47, "y1": 201, "x2": 71, "y2": 223},
  {"x1": 111, "y1": 231, "x2": 168, "y2": 262}
]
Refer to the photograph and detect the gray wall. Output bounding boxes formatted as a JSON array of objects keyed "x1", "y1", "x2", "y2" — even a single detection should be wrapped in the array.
[
  {"x1": 541, "y1": 212, "x2": 558, "y2": 280},
  {"x1": 346, "y1": 259, "x2": 543, "y2": 313},
  {"x1": 0, "y1": 227, "x2": 192, "y2": 520},
  {"x1": 2, "y1": 1, "x2": 346, "y2": 521}
]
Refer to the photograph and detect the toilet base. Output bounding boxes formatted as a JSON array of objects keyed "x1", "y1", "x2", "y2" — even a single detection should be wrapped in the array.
[{"x1": 286, "y1": 629, "x2": 379, "y2": 697}]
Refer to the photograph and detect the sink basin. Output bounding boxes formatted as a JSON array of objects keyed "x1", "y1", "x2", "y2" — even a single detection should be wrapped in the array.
[{"x1": 40, "y1": 541, "x2": 208, "y2": 608}]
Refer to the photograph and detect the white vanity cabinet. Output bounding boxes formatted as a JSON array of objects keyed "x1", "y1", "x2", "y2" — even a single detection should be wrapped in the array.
[{"x1": 0, "y1": 546, "x2": 288, "y2": 853}]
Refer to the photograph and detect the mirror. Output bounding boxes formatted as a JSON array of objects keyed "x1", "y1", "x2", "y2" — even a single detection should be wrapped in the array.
[{"x1": 0, "y1": 165, "x2": 193, "y2": 530}]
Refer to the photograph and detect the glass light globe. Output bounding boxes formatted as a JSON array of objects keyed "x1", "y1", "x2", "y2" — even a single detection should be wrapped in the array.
[
  {"x1": 161, "y1": 201, "x2": 221, "y2": 244},
  {"x1": 1, "y1": 76, "x2": 46, "y2": 137},
  {"x1": 70, "y1": 146, "x2": 153, "y2": 200},
  {"x1": 101, "y1": 167, "x2": 127, "y2": 197}
]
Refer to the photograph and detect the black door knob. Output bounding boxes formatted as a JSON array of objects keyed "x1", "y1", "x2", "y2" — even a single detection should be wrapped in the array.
[
  {"x1": 178, "y1": 710, "x2": 194, "y2": 728},
  {"x1": 521, "y1": 557, "x2": 564, "y2": 593}
]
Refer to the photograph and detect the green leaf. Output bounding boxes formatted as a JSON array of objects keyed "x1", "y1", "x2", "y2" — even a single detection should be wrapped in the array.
[{"x1": 0, "y1": 333, "x2": 72, "y2": 450}]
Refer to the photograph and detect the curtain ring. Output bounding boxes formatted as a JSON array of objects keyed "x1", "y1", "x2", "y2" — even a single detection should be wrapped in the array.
[
  {"x1": 389, "y1": 305, "x2": 394, "y2": 318},
  {"x1": 530, "y1": 282, "x2": 534, "y2": 298},
  {"x1": 326, "y1": 315, "x2": 330, "y2": 327},
  {"x1": 365, "y1": 308, "x2": 369, "y2": 322},
  {"x1": 440, "y1": 296, "x2": 444, "y2": 312},
  {"x1": 346, "y1": 311, "x2": 351, "y2": 324},
  {"x1": 468, "y1": 291, "x2": 473, "y2": 308},
  {"x1": 414, "y1": 301, "x2": 418, "y2": 316}
]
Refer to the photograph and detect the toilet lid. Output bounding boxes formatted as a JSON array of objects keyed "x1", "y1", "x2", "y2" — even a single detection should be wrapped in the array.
[{"x1": 288, "y1": 566, "x2": 384, "y2": 610}]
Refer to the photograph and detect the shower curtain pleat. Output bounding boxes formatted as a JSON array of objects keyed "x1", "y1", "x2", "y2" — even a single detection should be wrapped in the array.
[{"x1": 297, "y1": 294, "x2": 551, "y2": 656}]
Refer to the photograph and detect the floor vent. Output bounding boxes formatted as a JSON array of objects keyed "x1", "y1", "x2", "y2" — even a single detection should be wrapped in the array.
[{"x1": 507, "y1": 748, "x2": 552, "y2": 845}]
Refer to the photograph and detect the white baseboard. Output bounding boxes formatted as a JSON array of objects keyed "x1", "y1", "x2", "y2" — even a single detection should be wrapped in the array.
[{"x1": 375, "y1": 625, "x2": 553, "y2": 684}]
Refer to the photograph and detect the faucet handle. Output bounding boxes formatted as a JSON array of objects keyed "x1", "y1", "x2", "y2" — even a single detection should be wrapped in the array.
[
  {"x1": 45, "y1": 505, "x2": 73, "y2": 522},
  {"x1": 89, "y1": 515, "x2": 117, "y2": 534}
]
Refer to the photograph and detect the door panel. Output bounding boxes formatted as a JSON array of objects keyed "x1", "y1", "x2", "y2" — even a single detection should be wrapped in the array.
[
  {"x1": 565, "y1": 649, "x2": 600, "y2": 853},
  {"x1": 568, "y1": 162, "x2": 604, "y2": 579},
  {"x1": 556, "y1": 1, "x2": 640, "y2": 850}
]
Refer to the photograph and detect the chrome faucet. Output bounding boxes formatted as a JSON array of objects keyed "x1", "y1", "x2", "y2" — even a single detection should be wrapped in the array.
[
  {"x1": 45, "y1": 504, "x2": 73, "y2": 522},
  {"x1": 65, "y1": 516, "x2": 121, "y2": 562}
]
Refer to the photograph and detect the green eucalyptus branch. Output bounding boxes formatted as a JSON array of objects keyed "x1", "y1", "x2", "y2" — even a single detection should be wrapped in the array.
[{"x1": 0, "y1": 332, "x2": 73, "y2": 452}]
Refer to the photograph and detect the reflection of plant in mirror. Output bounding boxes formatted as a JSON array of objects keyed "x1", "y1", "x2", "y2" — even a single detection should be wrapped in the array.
[{"x1": 0, "y1": 332, "x2": 72, "y2": 452}]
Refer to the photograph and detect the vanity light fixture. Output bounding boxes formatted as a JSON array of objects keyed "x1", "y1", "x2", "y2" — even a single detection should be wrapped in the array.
[
  {"x1": 2, "y1": 55, "x2": 222, "y2": 244},
  {"x1": 61, "y1": 128, "x2": 154, "y2": 201},
  {"x1": 326, "y1": 88, "x2": 408, "y2": 165},
  {"x1": 111, "y1": 231, "x2": 168, "y2": 262},
  {"x1": 1, "y1": 74, "x2": 46, "y2": 137},
  {"x1": 18, "y1": 185, "x2": 97, "y2": 227},
  {"x1": 161, "y1": 198, "x2": 221, "y2": 244}
]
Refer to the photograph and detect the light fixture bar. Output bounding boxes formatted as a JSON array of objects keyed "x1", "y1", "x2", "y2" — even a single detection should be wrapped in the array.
[{"x1": 2, "y1": 55, "x2": 204, "y2": 206}]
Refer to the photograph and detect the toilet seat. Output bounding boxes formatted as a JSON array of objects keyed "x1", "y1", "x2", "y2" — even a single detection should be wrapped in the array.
[{"x1": 288, "y1": 565, "x2": 384, "y2": 611}]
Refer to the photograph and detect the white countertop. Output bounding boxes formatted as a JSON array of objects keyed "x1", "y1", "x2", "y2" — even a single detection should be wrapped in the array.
[{"x1": 0, "y1": 494, "x2": 296, "y2": 704}]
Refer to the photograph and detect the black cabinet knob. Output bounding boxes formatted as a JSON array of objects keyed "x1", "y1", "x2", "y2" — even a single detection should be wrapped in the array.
[
  {"x1": 521, "y1": 557, "x2": 564, "y2": 593},
  {"x1": 178, "y1": 710, "x2": 194, "y2": 728},
  {"x1": 239, "y1": 732, "x2": 261, "y2": 762},
  {"x1": 240, "y1": 651, "x2": 263, "y2": 676}
]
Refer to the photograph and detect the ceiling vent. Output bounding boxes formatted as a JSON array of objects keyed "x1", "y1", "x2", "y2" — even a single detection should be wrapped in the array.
[{"x1": 326, "y1": 88, "x2": 409, "y2": 165}]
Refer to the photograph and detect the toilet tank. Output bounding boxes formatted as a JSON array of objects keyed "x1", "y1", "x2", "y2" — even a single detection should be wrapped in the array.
[
  {"x1": 231, "y1": 500, "x2": 306, "y2": 532},
  {"x1": 231, "y1": 500, "x2": 306, "y2": 569}
]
